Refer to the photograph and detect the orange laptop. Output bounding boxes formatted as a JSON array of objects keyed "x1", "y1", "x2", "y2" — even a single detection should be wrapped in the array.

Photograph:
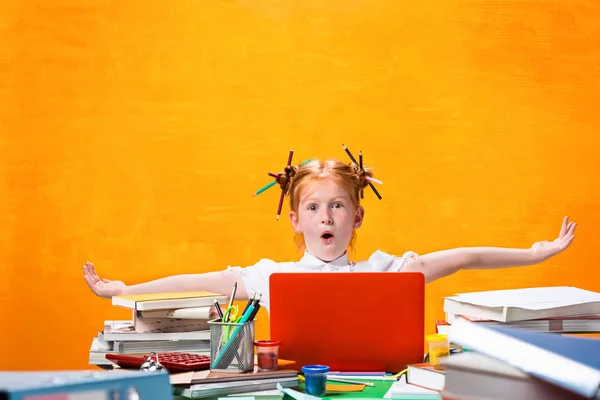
[{"x1": 269, "y1": 272, "x2": 425, "y2": 372}]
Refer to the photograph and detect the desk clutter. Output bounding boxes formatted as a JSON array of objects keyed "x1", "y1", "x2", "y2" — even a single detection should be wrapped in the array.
[
  {"x1": 90, "y1": 287, "x2": 302, "y2": 398},
  {"x1": 85, "y1": 285, "x2": 600, "y2": 399}
]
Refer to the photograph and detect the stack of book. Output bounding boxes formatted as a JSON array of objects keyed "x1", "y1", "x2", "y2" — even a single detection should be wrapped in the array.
[
  {"x1": 442, "y1": 286, "x2": 600, "y2": 335},
  {"x1": 443, "y1": 318, "x2": 600, "y2": 400},
  {"x1": 394, "y1": 286, "x2": 600, "y2": 399},
  {"x1": 89, "y1": 291, "x2": 228, "y2": 368}
]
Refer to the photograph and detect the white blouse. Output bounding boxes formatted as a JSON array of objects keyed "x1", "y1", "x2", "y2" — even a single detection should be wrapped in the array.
[{"x1": 226, "y1": 249, "x2": 419, "y2": 312}]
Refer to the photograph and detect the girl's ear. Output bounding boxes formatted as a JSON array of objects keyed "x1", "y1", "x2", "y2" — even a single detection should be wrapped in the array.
[
  {"x1": 353, "y1": 206, "x2": 365, "y2": 229},
  {"x1": 289, "y1": 211, "x2": 302, "y2": 233}
]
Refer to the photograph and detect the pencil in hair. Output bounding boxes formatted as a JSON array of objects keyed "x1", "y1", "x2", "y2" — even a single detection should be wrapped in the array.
[
  {"x1": 253, "y1": 159, "x2": 311, "y2": 197},
  {"x1": 366, "y1": 176, "x2": 383, "y2": 185},
  {"x1": 369, "y1": 181, "x2": 382, "y2": 200},
  {"x1": 277, "y1": 150, "x2": 294, "y2": 220},
  {"x1": 276, "y1": 190, "x2": 285, "y2": 220},
  {"x1": 359, "y1": 151, "x2": 364, "y2": 199},
  {"x1": 341, "y1": 144, "x2": 359, "y2": 164},
  {"x1": 342, "y1": 145, "x2": 382, "y2": 200},
  {"x1": 252, "y1": 180, "x2": 276, "y2": 197}
]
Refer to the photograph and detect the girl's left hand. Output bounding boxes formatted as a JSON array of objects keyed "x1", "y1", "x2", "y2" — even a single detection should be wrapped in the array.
[{"x1": 531, "y1": 216, "x2": 577, "y2": 262}]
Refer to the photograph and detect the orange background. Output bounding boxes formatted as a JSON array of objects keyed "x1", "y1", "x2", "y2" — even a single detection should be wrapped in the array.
[{"x1": 1, "y1": 0, "x2": 599, "y2": 370}]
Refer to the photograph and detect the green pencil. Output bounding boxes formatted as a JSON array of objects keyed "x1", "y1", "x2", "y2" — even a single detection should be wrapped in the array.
[{"x1": 252, "y1": 159, "x2": 311, "y2": 197}]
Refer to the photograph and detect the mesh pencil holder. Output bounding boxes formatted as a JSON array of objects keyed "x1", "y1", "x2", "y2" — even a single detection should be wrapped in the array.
[{"x1": 208, "y1": 319, "x2": 255, "y2": 373}]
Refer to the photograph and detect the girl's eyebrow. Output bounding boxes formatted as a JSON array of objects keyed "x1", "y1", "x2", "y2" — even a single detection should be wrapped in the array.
[{"x1": 302, "y1": 195, "x2": 349, "y2": 204}]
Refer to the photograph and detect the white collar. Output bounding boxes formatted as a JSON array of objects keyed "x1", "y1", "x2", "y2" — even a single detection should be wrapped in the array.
[{"x1": 299, "y1": 250, "x2": 350, "y2": 268}]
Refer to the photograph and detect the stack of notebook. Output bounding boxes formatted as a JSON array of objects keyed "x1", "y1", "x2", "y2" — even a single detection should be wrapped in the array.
[{"x1": 90, "y1": 291, "x2": 227, "y2": 368}]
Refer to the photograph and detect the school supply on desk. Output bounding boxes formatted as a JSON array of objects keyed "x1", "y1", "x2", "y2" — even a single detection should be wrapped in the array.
[
  {"x1": 106, "y1": 352, "x2": 211, "y2": 373},
  {"x1": 269, "y1": 272, "x2": 425, "y2": 372},
  {"x1": 449, "y1": 318, "x2": 600, "y2": 399},
  {"x1": 138, "y1": 306, "x2": 215, "y2": 319},
  {"x1": 298, "y1": 374, "x2": 371, "y2": 392},
  {"x1": 405, "y1": 363, "x2": 445, "y2": 392},
  {"x1": 133, "y1": 312, "x2": 212, "y2": 333},
  {"x1": 113, "y1": 291, "x2": 227, "y2": 311},
  {"x1": 173, "y1": 372, "x2": 299, "y2": 399},
  {"x1": 100, "y1": 320, "x2": 211, "y2": 341},
  {"x1": 211, "y1": 290, "x2": 262, "y2": 371},
  {"x1": 443, "y1": 286, "x2": 600, "y2": 322},
  {"x1": 0, "y1": 370, "x2": 172, "y2": 400},
  {"x1": 441, "y1": 351, "x2": 589, "y2": 400},
  {"x1": 171, "y1": 367, "x2": 298, "y2": 386},
  {"x1": 277, "y1": 383, "x2": 321, "y2": 400},
  {"x1": 384, "y1": 378, "x2": 441, "y2": 399}
]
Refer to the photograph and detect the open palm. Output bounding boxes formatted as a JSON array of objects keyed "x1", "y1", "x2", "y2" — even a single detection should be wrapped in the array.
[
  {"x1": 531, "y1": 216, "x2": 577, "y2": 261},
  {"x1": 82, "y1": 262, "x2": 126, "y2": 298}
]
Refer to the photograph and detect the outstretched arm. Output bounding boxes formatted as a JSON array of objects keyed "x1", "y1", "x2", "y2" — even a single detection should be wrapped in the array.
[
  {"x1": 403, "y1": 216, "x2": 577, "y2": 283},
  {"x1": 82, "y1": 262, "x2": 248, "y2": 299}
]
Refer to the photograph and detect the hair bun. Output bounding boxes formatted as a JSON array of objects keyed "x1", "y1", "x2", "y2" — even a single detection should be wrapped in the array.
[
  {"x1": 350, "y1": 162, "x2": 372, "y2": 189},
  {"x1": 276, "y1": 165, "x2": 298, "y2": 194}
]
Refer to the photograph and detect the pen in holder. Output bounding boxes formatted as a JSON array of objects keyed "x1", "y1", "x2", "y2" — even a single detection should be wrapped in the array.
[{"x1": 209, "y1": 319, "x2": 255, "y2": 373}]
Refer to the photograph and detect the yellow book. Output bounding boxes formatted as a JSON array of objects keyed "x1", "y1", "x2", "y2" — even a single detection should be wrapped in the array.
[{"x1": 112, "y1": 291, "x2": 227, "y2": 311}]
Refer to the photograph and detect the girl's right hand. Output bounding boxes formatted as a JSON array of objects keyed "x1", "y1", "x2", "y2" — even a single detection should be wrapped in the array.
[{"x1": 82, "y1": 261, "x2": 126, "y2": 298}]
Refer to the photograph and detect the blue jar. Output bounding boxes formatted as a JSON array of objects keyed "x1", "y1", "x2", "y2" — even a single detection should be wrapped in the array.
[{"x1": 302, "y1": 365, "x2": 329, "y2": 397}]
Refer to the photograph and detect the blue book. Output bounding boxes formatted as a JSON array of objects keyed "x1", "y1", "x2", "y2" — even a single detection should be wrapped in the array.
[
  {"x1": 449, "y1": 318, "x2": 600, "y2": 399},
  {"x1": 0, "y1": 370, "x2": 172, "y2": 400}
]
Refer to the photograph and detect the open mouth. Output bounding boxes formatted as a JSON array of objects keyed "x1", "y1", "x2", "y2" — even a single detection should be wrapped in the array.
[{"x1": 321, "y1": 232, "x2": 334, "y2": 242}]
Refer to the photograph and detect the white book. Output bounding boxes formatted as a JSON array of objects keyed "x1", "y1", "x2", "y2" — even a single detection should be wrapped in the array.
[
  {"x1": 443, "y1": 286, "x2": 600, "y2": 322},
  {"x1": 100, "y1": 320, "x2": 210, "y2": 341},
  {"x1": 112, "y1": 291, "x2": 227, "y2": 311},
  {"x1": 138, "y1": 306, "x2": 214, "y2": 319}
]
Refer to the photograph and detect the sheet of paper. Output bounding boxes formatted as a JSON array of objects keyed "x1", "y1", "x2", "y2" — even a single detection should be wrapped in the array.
[
  {"x1": 277, "y1": 383, "x2": 322, "y2": 400},
  {"x1": 384, "y1": 379, "x2": 440, "y2": 399},
  {"x1": 446, "y1": 286, "x2": 600, "y2": 309}
]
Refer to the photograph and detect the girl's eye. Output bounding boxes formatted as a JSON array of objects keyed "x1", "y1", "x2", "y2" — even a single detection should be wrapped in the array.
[
  {"x1": 308, "y1": 205, "x2": 318, "y2": 211},
  {"x1": 332, "y1": 202, "x2": 343, "y2": 208}
]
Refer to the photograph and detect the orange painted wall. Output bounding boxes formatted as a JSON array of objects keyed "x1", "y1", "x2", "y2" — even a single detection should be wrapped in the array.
[{"x1": 1, "y1": 0, "x2": 600, "y2": 370}]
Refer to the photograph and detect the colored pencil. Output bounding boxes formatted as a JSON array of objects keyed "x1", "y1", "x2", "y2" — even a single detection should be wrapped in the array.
[
  {"x1": 359, "y1": 151, "x2": 364, "y2": 199},
  {"x1": 277, "y1": 150, "x2": 294, "y2": 220},
  {"x1": 341, "y1": 144, "x2": 382, "y2": 200},
  {"x1": 252, "y1": 159, "x2": 311, "y2": 197}
]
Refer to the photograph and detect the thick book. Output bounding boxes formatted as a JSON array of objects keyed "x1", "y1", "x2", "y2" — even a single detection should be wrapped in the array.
[
  {"x1": 406, "y1": 363, "x2": 445, "y2": 391},
  {"x1": 441, "y1": 352, "x2": 588, "y2": 400},
  {"x1": 443, "y1": 286, "x2": 600, "y2": 322},
  {"x1": 112, "y1": 291, "x2": 227, "y2": 311},
  {"x1": 133, "y1": 313, "x2": 212, "y2": 333},
  {"x1": 100, "y1": 320, "x2": 210, "y2": 341},
  {"x1": 449, "y1": 318, "x2": 600, "y2": 399}
]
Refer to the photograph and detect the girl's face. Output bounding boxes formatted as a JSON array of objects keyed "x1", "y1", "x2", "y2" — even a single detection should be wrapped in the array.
[{"x1": 289, "y1": 179, "x2": 364, "y2": 262}]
